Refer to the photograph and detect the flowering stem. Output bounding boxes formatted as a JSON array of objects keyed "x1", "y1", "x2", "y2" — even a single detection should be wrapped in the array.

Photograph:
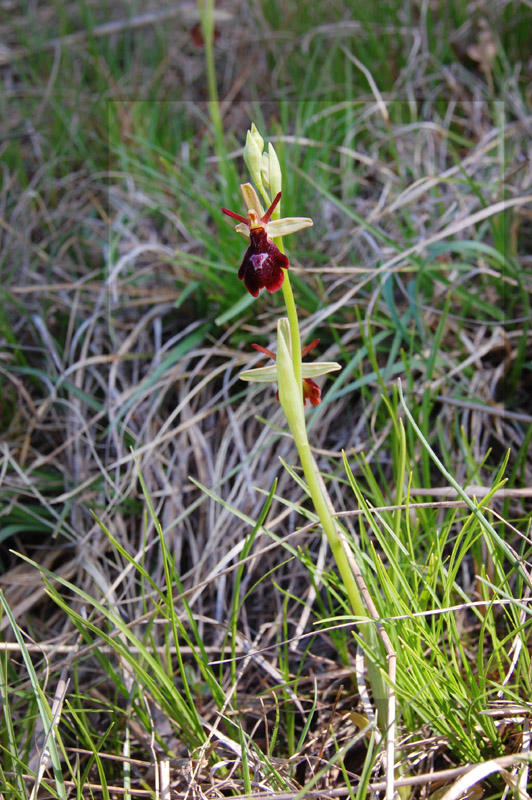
[
  {"x1": 257, "y1": 200, "x2": 365, "y2": 619},
  {"x1": 272, "y1": 256, "x2": 365, "y2": 614},
  {"x1": 198, "y1": 0, "x2": 221, "y2": 135},
  {"x1": 298, "y1": 438, "x2": 367, "y2": 620},
  {"x1": 228, "y1": 127, "x2": 388, "y2": 732},
  {"x1": 275, "y1": 314, "x2": 388, "y2": 729},
  {"x1": 197, "y1": 0, "x2": 231, "y2": 199}
]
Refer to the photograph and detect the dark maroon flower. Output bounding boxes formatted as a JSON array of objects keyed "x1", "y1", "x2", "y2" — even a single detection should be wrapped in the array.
[
  {"x1": 237, "y1": 228, "x2": 289, "y2": 297},
  {"x1": 222, "y1": 191, "x2": 288, "y2": 297},
  {"x1": 189, "y1": 21, "x2": 221, "y2": 46},
  {"x1": 221, "y1": 184, "x2": 313, "y2": 298}
]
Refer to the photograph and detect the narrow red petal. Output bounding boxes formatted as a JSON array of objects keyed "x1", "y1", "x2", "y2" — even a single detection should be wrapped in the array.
[
  {"x1": 261, "y1": 191, "x2": 282, "y2": 224},
  {"x1": 222, "y1": 207, "x2": 250, "y2": 225},
  {"x1": 251, "y1": 344, "x2": 277, "y2": 360},
  {"x1": 301, "y1": 339, "x2": 320, "y2": 357}
]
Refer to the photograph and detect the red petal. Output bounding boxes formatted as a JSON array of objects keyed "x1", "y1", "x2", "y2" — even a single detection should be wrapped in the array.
[
  {"x1": 303, "y1": 378, "x2": 321, "y2": 406},
  {"x1": 222, "y1": 206, "x2": 249, "y2": 225},
  {"x1": 190, "y1": 22, "x2": 221, "y2": 47},
  {"x1": 301, "y1": 339, "x2": 320, "y2": 357},
  {"x1": 189, "y1": 22, "x2": 204, "y2": 46},
  {"x1": 260, "y1": 191, "x2": 282, "y2": 224},
  {"x1": 251, "y1": 344, "x2": 276, "y2": 360}
]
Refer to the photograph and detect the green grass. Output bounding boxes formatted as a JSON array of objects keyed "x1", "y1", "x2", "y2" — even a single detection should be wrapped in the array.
[{"x1": 1, "y1": 0, "x2": 532, "y2": 798}]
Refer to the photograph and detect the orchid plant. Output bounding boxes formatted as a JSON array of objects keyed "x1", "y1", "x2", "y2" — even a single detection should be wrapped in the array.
[{"x1": 221, "y1": 125, "x2": 390, "y2": 744}]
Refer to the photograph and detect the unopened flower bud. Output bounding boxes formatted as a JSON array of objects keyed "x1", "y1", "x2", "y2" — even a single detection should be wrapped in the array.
[
  {"x1": 249, "y1": 122, "x2": 264, "y2": 153},
  {"x1": 244, "y1": 124, "x2": 265, "y2": 188},
  {"x1": 261, "y1": 152, "x2": 270, "y2": 190},
  {"x1": 266, "y1": 143, "x2": 282, "y2": 200}
]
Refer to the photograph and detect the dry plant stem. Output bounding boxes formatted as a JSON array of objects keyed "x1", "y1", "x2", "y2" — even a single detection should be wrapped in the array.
[
  {"x1": 197, "y1": 0, "x2": 228, "y2": 191},
  {"x1": 198, "y1": 0, "x2": 220, "y2": 135}
]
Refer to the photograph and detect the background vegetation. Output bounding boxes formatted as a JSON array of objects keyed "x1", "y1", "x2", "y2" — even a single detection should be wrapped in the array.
[{"x1": 1, "y1": 1, "x2": 531, "y2": 798}]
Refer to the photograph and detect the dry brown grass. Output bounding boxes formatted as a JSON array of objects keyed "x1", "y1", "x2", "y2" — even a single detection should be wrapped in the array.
[{"x1": 1, "y1": 1, "x2": 532, "y2": 797}]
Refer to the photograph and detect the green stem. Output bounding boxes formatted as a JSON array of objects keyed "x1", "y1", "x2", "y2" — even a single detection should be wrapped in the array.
[
  {"x1": 273, "y1": 264, "x2": 366, "y2": 620},
  {"x1": 198, "y1": 0, "x2": 230, "y2": 196},
  {"x1": 254, "y1": 156, "x2": 386, "y2": 727},
  {"x1": 274, "y1": 290, "x2": 388, "y2": 729},
  {"x1": 198, "y1": 0, "x2": 220, "y2": 132},
  {"x1": 297, "y1": 437, "x2": 367, "y2": 620},
  {"x1": 273, "y1": 246, "x2": 363, "y2": 614},
  {"x1": 278, "y1": 252, "x2": 303, "y2": 400}
]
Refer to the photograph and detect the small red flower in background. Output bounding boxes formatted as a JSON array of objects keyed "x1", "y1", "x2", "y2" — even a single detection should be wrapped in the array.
[
  {"x1": 252, "y1": 339, "x2": 323, "y2": 406},
  {"x1": 188, "y1": 1, "x2": 227, "y2": 47},
  {"x1": 189, "y1": 22, "x2": 221, "y2": 46},
  {"x1": 221, "y1": 183, "x2": 313, "y2": 298}
]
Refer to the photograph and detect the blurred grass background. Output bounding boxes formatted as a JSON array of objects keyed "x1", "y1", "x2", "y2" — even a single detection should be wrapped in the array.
[{"x1": 1, "y1": 1, "x2": 532, "y2": 797}]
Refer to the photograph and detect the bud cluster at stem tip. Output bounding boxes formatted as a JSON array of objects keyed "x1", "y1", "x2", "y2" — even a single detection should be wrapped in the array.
[
  {"x1": 222, "y1": 123, "x2": 312, "y2": 298},
  {"x1": 244, "y1": 123, "x2": 282, "y2": 202}
]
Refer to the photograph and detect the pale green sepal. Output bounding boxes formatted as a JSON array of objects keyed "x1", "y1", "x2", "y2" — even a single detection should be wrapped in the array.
[
  {"x1": 234, "y1": 222, "x2": 251, "y2": 237},
  {"x1": 302, "y1": 362, "x2": 341, "y2": 377},
  {"x1": 240, "y1": 183, "x2": 263, "y2": 216},
  {"x1": 276, "y1": 319, "x2": 307, "y2": 440},
  {"x1": 267, "y1": 217, "x2": 313, "y2": 236},
  {"x1": 260, "y1": 152, "x2": 270, "y2": 191},
  {"x1": 240, "y1": 365, "x2": 278, "y2": 383},
  {"x1": 240, "y1": 360, "x2": 340, "y2": 384},
  {"x1": 235, "y1": 217, "x2": 313, "y2": 238}
]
